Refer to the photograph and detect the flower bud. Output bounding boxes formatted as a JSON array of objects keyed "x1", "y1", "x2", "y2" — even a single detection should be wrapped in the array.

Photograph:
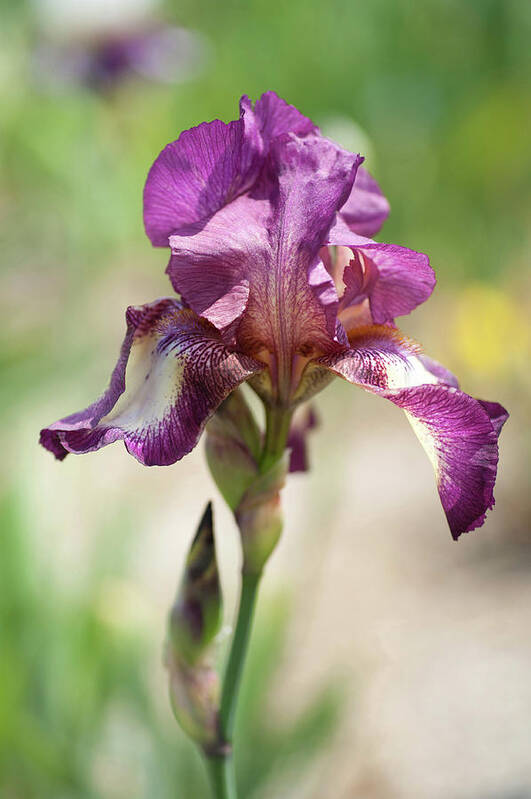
[
  {"x1": 205, "y1": 390, "x2": 289, "y2": 574},
  {"x1": 165, "y1": 502, "x2": 225, "y2": 751},
  {"x1": 168, "y1": 502, "x2": 222, "y2": 666},
  {"x1": 235, "y1": 453, "x2": 288, "y2": 575},
  {"x1": 287, "y1": 405, "x2": 318, "y2": 473},
  {"x1": 165, "y1": 647, "x2": 222, "y2": 752},
  {"x1": 205, "y1": 390, "x2": 261, "y2": 510}
]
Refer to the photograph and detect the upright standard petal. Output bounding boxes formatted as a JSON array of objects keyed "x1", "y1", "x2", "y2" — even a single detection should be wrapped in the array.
[
  {"x1": 143, "y1": 91, "x2": 315, "y2": 248},
  {"x1": 237, "y1": 134, "x2": 362, "y2": 356},
  {"x1": 338, "y1": 166, "x2": 390, "y2": 237},
  {"x1": 169, "y1": 135, "x2": 362, "y2": 401},
  {"x1": 40, "y1": 300, "x2": 263, "y2": 466},
  {"x1": 247, "y1": 90, "x2": 316, "y2": 143},
  {"x1": 327, "y1": 222, "x2": 436, "y2": 325},
  {"x1": 317, "y1": 327, "x2": 507, "y2": 538},
  {"x1": 143, "y1": 113, "x2": 262, "y2": 246}
]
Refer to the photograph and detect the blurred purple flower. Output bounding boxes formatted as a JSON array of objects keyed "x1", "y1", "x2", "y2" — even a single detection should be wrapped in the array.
[
  {"x1": 40, "y1": 92, "x2": 508, "y2": 538},
  {"x1": 32, "y1": 25, "x2": 207, "y2": 92}
]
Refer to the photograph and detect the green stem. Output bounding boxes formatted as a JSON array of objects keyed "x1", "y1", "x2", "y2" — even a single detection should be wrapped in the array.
[
  {"x1": 220, "y1": 572, "x2": 261, "y2": 740},
  {"x1": 261, "y1": 406, "x2": 293, "y2": 471},
  {"x1": 203, "y1": 406, "x2": 291, "y2": 798},
  {"x1": 204, "y1": 573, "x2": 260, "y2": 799},
  {"x1": 204, "y1": 754, "x2": 237, "y2": 799}
]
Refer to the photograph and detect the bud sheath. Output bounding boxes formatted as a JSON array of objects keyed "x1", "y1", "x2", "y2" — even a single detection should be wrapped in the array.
[
  {"x1": 168, "y1": 502, "x2": 222, "y2": 666},
  {"x1": 165, "y1": 503, "x2": 224, "y2": 752}
]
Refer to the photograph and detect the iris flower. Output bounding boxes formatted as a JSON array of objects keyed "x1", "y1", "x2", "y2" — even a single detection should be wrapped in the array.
[
  {"x1": 40, "y1": 92, "x2": 507, "y2": 539},
  {"x1": 33, "y1": 25, "x2": 206, "y2": 92}
]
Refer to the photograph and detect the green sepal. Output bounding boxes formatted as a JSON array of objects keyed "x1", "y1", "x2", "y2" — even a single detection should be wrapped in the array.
[
  {"x1": 205, "y1": 389, "x2": 262, "y2": 510},
  {"x1": 236, "y1": 452, "x2": 289, "y2": 575}
]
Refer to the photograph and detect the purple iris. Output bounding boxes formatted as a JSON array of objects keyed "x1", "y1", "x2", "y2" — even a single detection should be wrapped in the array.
[
  {"x1": 40, "y1": 92, "x2": 508, "y2": 539},
  {"x1": 33, "y1": 26, "x2": 206, "y2": 92}
]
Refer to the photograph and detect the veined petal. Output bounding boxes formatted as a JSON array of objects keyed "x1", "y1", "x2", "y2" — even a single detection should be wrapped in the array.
[
  {"x1": 338, "y1": 166, "x2": 390, "y2": 237},
  {"x1": 419, "y1": 358, "x2": 509, "y2": 436},
  {"x1": 143, "y1": 112, "x2": 262, "y2": 246},
  {"x1": 477, "y1": 400, "x2": 509, "y2": 436},
  {"x1": 143, "y1": 91, "x2": 315, "y2": 248},
  {"x1": 40, "y1": 300, "x2": 263, "y2": 466},
  {"x1": 328, "y1": 223, "x2": 436, "y2": 324},
  {"x1": 317, "y1": 328, "x2": 507, "y2": 538},
  {"x1": 319, "y1": 325, "x2": 429, "y2": 390},
  {"x1": 170, "y1": 135, "x2": 362, "y2": 390},
  {"x1": 395, "y1": 386, "x2": 505, "y2": 538},
  {"x1": 247, "y1": 90, "x2": 317, "y2": 142},
  {"x1": 167, "y1": 195, "x2": 270, "y2": 331},
  {"x1": 417, "y1": 354, "x2": 459, "y2": 387},
  {"x1": 238, "y1": 134, "x2": 362, "y2": 362}
]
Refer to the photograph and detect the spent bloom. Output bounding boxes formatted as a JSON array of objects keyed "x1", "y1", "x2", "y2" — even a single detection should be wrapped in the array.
[{"x1": 40, "y1": 91, "x2": 507, "y2": 539}]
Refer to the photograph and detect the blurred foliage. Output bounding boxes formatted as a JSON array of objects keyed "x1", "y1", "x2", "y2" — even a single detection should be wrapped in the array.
[
  {"x1": 1, "y1": 0, "x2": 529, "y2": 423},
  {"x1": 0, "y1": 491, "x2": 341, "y2": 798},
  {"x1": 2, "y1": 0, "x2": 530, "y2": 276},
  {"x1": 0, "y1": 1, "x2": 529, "y2": 796}
]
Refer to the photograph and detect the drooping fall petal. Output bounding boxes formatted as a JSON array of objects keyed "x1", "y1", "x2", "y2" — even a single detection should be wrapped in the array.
[
  {"x1": 394, "y1": 385, "x2": 506, "y2": 537},
  {"x1": 318, "y1": 326, "x2": 507, "y2": 538},
  {"x1": 40, "y1": 299, "x2": 263, "y2": 466}
]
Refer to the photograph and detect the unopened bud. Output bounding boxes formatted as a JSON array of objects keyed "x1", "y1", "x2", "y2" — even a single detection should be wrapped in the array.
[
  {"x1": 236, "y1": 453, "x2": 288, "y2": 575},
  {"x1": 165, "y1": 503, "x2": 225, "y2": 751},
  {"x1": 168, "y1": 502, "x2": 222, "y2": 666},
  {"x1": 287, "y1": 405, "x2": 318, "y2": 473},
  {"x1": 206, "y1": 391, "x2": 289, "y2": 574},
  {"x1": 205, "y1": 390, "x2": 261, "y2": 510},
  {"x1": 165, "y1": 647, "x2": 222, "y2": 751}
]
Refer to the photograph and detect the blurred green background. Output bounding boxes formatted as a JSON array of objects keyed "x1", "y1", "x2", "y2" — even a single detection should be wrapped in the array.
[{"x1": 1, "y1": 0, "x2": 530, "y2": 797}]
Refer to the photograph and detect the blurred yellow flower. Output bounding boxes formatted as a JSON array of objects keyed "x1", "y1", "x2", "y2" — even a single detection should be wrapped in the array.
[{"x1": 452, "y1": 283, "x2": 530, "y2": 378}]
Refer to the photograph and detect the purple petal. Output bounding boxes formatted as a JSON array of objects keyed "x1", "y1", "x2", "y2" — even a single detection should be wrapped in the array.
[
  {"x1": 40, "y1": 299, "x2": 263, "y2": 466},
  {"x1": 250, "y1": 90, "x2": 317, "y2": 142},
  {"x1": 268, "y1": 135, "x2": 361, "y2": 264},
  {"x1": 317, "y1": 328, "x2": 507, "y2": 537},
  {"x1": 169, "y1": 135, "x2": 362, "y2": 370},
  {"x1": 477, "y1": 400, "x2": 509, "y2": 437},
  {"x1": 417, "y1": 354, "x2": 459, "y2": 388},
  {"x1": 287, "y1": 405, "x2": 319, "y2": 473},
  {"x1": 143, "y1": 112, "x2": 262, "y2": 247},
  {"x1": 391, "y1": 384, "x2": 502, "y2": 538},
  {"x1": 143, "y1": 91, "x2": 314, "y2": 248},
  {"x1": 418, "y1": 360, "x2": 510, "y2": 439},
  {"x1": 328, "y1": 224, "x2": 436, "y2": 324},
  {"x1": 318, "y1": 325, "x2": 428, "y2": 390},
  {"x1": 338, "y1": 166, "x2": 390, "y2": 237},
  {"x1": 167, "y1": 195, "x2": 270, "y2": 331},
  {"x1": 239, "y1": 135, "x2": 362, "y2": 360}
]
